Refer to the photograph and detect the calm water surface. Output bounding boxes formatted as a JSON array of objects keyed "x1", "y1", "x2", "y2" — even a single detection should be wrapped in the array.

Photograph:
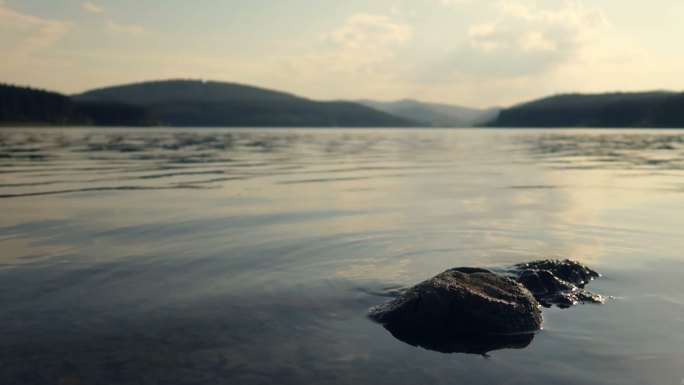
[{"x1": 1, "y1": 128, "x2": 683, "y2": 384}]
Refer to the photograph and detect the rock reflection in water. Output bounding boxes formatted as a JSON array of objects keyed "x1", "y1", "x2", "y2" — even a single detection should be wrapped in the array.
[{"x1": 384, "y1": 324, "x2": 534, "y2": 356}]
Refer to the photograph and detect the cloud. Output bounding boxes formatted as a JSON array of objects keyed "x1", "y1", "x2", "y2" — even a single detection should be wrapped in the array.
[
  {"x1": 106, "y1": 20, "x2": 145, "y2": 37},
  {"x1": 0, "y1": 0, "x2": 70, "y2": 71},
  {"x1": 83, "y1": 1, "x2": 105, "y2": 14},
  {"x1": 440, "y1": 0, "x2": 473, "y2": 7},
  {"x1": 322, "y1": 13, "x2": 412, "y2": 49},
  {"x1": 280, "y1": 13, "x2": 413, "y2": 98},
  {"x1": 424, "y1": 0, "x2": 607, "y2": 80},
  {"x1": 283, "y1": 13, "x2": 412, "y2": 82}
]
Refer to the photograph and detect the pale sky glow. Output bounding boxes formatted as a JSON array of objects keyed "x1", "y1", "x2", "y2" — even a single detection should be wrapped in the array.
[{"x1": 1, "y1": 0, "x2": 683, "y2": 108}]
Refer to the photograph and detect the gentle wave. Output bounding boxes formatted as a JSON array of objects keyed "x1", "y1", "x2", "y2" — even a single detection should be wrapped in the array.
[{"x1": 3, "y1": 128, "x2": 684, "y2": 199}]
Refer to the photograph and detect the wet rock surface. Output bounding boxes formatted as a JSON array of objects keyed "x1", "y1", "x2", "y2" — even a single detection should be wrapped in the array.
[
  {"x1": 510, "y1": 259, "x2": 604, "y2": 308},
  {"x1": 369, "y1": 259, "x2": 604, "y2": 355}
]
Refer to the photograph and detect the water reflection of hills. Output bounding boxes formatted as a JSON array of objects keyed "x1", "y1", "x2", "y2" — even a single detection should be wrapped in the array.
[{"x1": 523, "y1": 133, "x2": 684, "y2": 170}]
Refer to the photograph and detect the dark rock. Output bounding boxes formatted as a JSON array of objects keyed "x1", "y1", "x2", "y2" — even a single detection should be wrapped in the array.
[
  {"x1": 514, "y1": 259, "x2": 599, "y2": 285},
  {"x1": 511, "y1": 259, "x2": 604, "y2": 308},
  {"x1": 368, "y1": 267, "x2": 543, "y2": 338},
  {"x1": 517, "y1": 269, "x2": 575, "y2": 295},
  {"x1": 368, "y1": 259, "x2": 605, "y2": 355}
]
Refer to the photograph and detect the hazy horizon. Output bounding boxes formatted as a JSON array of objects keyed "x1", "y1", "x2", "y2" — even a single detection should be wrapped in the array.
[{"x1": 2, "y1": 0, "x2": 684, "y2": 108}]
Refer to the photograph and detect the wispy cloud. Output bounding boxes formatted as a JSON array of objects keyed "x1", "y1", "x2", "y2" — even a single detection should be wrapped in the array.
[
  {"x1": 106, "y1": 20, "x2": 145, "y2": 37},
  {"x1": 83, "y1": 1, "x2": 105, "y2": 14},
  {"x1": 424, "y1": 0, "x2": 607, "y2": 80},
  {"x1": 322, "y1": 13, "x2": 412, "y2": 49},
  {"x1": 282, "y1": 13, "x2": 412, "y2": 93},
  {"x1": 278, "y1": 13, "x2": 414, "y2": 99},
  {"x1": 0, "y1": 0, "x2": 70, "y2": 69},
  {"x1": 440, "y1": 0, "x2": 472, "y2": 7}
]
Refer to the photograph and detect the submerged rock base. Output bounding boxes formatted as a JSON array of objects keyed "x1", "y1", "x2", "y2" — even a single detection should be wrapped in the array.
[{"x1": 385, "y1": 323, "x2": 535, "y2": 356}]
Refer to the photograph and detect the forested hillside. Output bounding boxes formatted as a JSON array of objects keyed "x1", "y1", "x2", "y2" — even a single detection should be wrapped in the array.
[
  {"x1": 0, "y1": 84, "x2": 85, "y2": 125},
  {"x1": 491, "y1": 92, "x2": 684, "y2": 127},
  {"x1": 73, "y1": 80, "x2": 415, "y2": 127}
]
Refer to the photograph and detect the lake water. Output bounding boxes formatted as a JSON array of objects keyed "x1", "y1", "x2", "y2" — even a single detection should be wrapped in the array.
[{"x1": 1, "y1": 128, "x2": 683, "y2": 385}]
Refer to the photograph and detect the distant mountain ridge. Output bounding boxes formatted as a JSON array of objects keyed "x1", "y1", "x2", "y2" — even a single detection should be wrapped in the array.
[
  {"x1": 359, "y1": 99, "x2": 499, "y2": 127},
  {"x1": 490, "y1": 91, "x2": 684, "y2": 127},
  {"x1": 3, "y1": 80, "x2": 684, "y2": 128},
  {"x1": 73, "y1": 80, "x2": 415, "y2": 127}
]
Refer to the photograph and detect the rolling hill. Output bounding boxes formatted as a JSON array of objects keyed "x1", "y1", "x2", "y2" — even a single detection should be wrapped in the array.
[
  {"x1": 490, "y1": 92, "x2": 684, "y2": 127},
  {"x1": 73, "y1": 80, "x2": 416, "y2": 127}
]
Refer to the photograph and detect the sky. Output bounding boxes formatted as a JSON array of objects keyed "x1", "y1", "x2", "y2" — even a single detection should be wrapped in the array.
[{"x1": 1, "y1": 0, "x2": 683, "y2": 108}]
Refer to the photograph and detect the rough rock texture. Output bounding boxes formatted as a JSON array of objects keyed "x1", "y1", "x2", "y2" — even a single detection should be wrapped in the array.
[
  {"x1": 368, "y1": 267, "x2": 543, "y2": 337},
  {"x1": 511, "y1": 259, "x2": 604, "y2": 308}
]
